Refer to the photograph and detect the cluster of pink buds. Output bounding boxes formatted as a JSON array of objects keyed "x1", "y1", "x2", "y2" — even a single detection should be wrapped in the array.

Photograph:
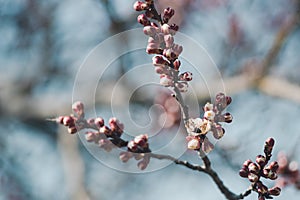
[
  {"x1": 275, "y1": 151, "x2": 300, "y2": 189},
  {"x1": 56, "y1": 101, "x2": 126, "y2": 152},
  {"x1": 56, "y1": 101, "x2": 85, "y2": 134},
  {"x1": 56, "y1": 101, "x2": 153, "y2": 169},
  {"x1": 84, "y1": 117, "x2": 125, "y2": 152},
  {"x1": 185, "y1": 93, "x2": 233, "y2": 153},
  {"x1": 239, "y1": 138, "x2": 281, "y2": 199},
  {"x1": 134, "y1": 1, "x2": 192, "y2": 92},
  {"x1": 119, "y1": 134, "x2": 151, "y2": 170}
]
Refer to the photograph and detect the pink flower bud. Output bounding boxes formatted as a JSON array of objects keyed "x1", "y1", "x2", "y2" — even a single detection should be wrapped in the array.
[
  {"x1": 146, "y1": 48, "x2": 163, "y2": 54},
  {"x1": 268, "y1": 187, "x2": 281, "y2": 196},
  {"x1": 173, "y1": 59, "x2": 181, "y2": 70},
  {"x1": 263, "y1": 168, "x2": 277, "y2": 180},
  {"x1": 164, "y1": 34, "x2": 174, "y2": 48},
  {"x1": 266, "y1": 137, "x2": 275, "y2": 147},
  {"x1": 134, "y1": 134, "x2": 148, "y2": 149},
  {"x1": 239, "y1": 169, "x2": 248, "y2": 178},
  {"x1": 72, "y1": 101, "x2": 84, "y2": 117},
  {"x1": 85, "y1": 131, "x2": 95, "y2": 142},
  {"x1": 119, "y1": 151, "x2": 133, "y2": 163},
  {"x1": 128, "y1": 140, "x2": 138, "y2": 152},
  {"x1": 99, "y1": 126, "x2": 111, "y2": 136},
  {"x1": 163, "y1": 49, "x2": 177, "y2": 60},
  {"x1": 137, "y1": 14, "x2": 150, "y2": 26},
  {"x1": 170, "y1": 23, "x2": 179, "y2": 32},
  {"x1": 161, "y1": 24, "x2": 171, "y2": 34},
  {"x1": 179, "y1": 71, "x2": 193, "y2": 81},
  {"x1": 63, "y1": 116, "x2": 74, "y2": 126},
  {"x1": 56, "y1": 116, "x2": 64, "y2": 124},
  {"x1": 152, "y1": 55, "x2": 170, "y2": 66},
  {"x1": 269, "y1": 161, "x2": 279, "y2": 172},
  {"x1": 248, "y1": 173, "x2": 259, "y2": 182},
  {"x1": 243, "y1": 159, "x2": 253, "y2": 167},
  {"x1": 226, "y1": 96, "x2": 232, "y2": 105},
  {"x1": 256, "y1": 155, "x2": 267, "y2": 167},
  {"x1": 248, "y1": 163, "x2": 260, "y2": 174},
  {"x1": 133, "y1": 1, "x2": 148, "y2": 11},
  {"x1": 223, "y1": 113, "x2": 233, "y2": 123},
  {"x1": 109, "y1": 117, "x2": 124, "y2": 133},
  {"x1": 94, "y1": 117, "x2": 104, "y2": 128},
  {"x1": 68, "y1": 126, "x2": 77, "y2": 134},
  {"x1": 143, "y1": 26, "x2": 157, "y2": 36},
  {"x1": 163, "y1": 7, "x2": 175, "y2": 23}
]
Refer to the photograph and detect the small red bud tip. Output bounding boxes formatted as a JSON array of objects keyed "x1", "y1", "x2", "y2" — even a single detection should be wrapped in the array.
[
  {"x1": 170, "y1": 24, "x2": 179, "y2": 32},
  {"x1": 94, "y1": 117, "x2": 104, "y2": 128},
  {"x1": 243, "y1": 159, "x2": 253, "y2": 167},
  {"x1": 128, "y1": 140, "x2": 138, "y2": 152},
  {"x1": 248, "y1": 173, "x2": 259, "y2": 182},
  {"x1": 68, "y1": 127, "x2": 77, "y2": 134},
  {"x1": 224, "y1": 113, "x2": 233, "y2": 123},
  {"x1": 268, "y1": 187, "x2": 281, "y2": 196},
  {"x1": 269, "y1": 161, "x2": 279, "y2": 172},
  {"x1": 266, "y1": 137, "x2": 275, "y2": 147},
  {"x1": 63, "y1": 116, "x2": 74, "y2": 126},
  {"x1": 137, "y1": 14, "x2": 150, "y2": 26},
  {"x1": 56, "y1": 116, "x2": 64, "y2": 124},
  {"x1": 173, "y1": 59, "x2": 181, "y2": 70},
  {"x1": 133, "y1": 1, "x2": 148, "y2": 11},
  {"x1": 248, "y1": 163, "x2": 260, "y2": 174},
  {"x1": 256, "y1": 155, "x2": 267, "y2": 166},
  {"x1": 239, "y1": 169, "x2": 248, "y2": 178},
  {"x1": 226, "y1": 96, "x2": 232, "y2": 105}
]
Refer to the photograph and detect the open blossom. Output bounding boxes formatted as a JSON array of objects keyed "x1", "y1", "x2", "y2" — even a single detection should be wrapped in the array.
[{"x1": 185, "y1": 93, "x2": 232, "y2": 153}]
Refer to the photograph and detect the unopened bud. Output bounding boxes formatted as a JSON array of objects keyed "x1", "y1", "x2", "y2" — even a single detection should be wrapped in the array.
[
  {"x1": 137, "y1": 14, "x2": 150, "y2": 26},
  {"x1": 266, "y1": 137, "x2": 275, "y2": 147},
  {"x1": 239, "y1": 169, "x2": 248, "y2": 178},
  {"x1": 94, "y1": 117, "x2": 104, "y2": 128},
  {"x1": 173, "y1": 59, "x2": 181, "y2": 70},
  {"x1": 269, "y1": 161, "x2": 279, "y2": 172},
  {"x1": 248, "y1": 173, "x2": 259, "y2": 182},
  {"x1": 256, "y1": 155, "x2": 267, "y2": 167},
  {"x1": 224, "y1": 113, "x2": 233, "y2": 123},
  {"x1": 68, "y1": 126, "x2": 77, "y2": 134},
  {"x1": 248, "y1": 163, "x2": 260, "y2": 174},
  {"x1": 119, "y1": 151, "x2": 133, "y2": 163},
  {"x1": 133, "y1": 1, "x2": 148, "y2": 11},
  {"x1": 268, "y1": 187, "x2": 281, "y2": 196},
  {"x1": 163, "y1": 7, "x2": 175, "y2": 23}
]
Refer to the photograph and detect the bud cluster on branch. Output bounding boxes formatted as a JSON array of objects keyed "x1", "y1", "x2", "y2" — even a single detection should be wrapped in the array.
[
  {"x1": 239, "y1": 138, "x2": 281, "y2": 200},
  {"x1": 52, "y1": 1, "x2": 285, "y2": 200}
]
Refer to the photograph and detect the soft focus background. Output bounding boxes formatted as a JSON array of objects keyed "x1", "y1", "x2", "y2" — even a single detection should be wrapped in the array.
[{"x1": 1, "y1": 0, "x2": 300, "y2": 199}]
